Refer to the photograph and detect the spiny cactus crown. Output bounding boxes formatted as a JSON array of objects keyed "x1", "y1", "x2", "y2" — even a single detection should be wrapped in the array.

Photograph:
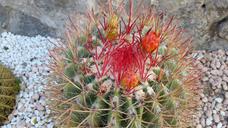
[{"x1": 49, "y1": 0, "x2": 200, "y2": 127}]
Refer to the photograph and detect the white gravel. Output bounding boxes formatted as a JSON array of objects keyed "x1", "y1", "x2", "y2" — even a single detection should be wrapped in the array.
[
  {"x1": 0, "y1": 32, "x2": 60, "y2": 128},
  {"x1": 195, "y1": 50, "x2": 228, "y2": 128}
]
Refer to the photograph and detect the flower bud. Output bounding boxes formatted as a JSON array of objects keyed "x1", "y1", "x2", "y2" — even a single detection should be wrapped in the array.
[
  {"x1": 142, "y1": 32, "x2": 160, "y2": 53},
  {"x1": 106, "y1": 14, "x2": 119, "y2": 40}
]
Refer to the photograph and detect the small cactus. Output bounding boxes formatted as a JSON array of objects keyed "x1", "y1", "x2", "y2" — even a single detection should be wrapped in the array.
[
  {"x1": 0, "y1": 64, "x2": 20, "y2": 125},
  {"x1": 48, "y1": 0, "x2": 200, "y2": 127}
]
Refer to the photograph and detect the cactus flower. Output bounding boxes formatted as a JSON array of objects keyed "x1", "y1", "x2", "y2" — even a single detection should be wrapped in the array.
[
  {"x1": 121, "y1": 70, "x2": 139, "y2": 90},
  {"x1": 106, "y1": 14, "x2": 119, "y2": 40},
  {"x1": 142, "y1": 32, "x2": 160, "y2": 53}
]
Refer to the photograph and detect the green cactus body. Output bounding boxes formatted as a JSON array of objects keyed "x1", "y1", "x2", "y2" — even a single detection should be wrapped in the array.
[
  {"x1": 48, "y1": 0, "x2": 200, "y2": 127},
  {"x1": 0, "y1": 64, "x2": 20, "y2": 125}
]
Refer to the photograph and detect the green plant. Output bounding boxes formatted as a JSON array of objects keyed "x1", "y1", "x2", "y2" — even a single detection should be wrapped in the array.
[
  {"x1": 48, "y1": 1, "x2": 200, "y2": 127},
  {"x1": 0, "y1": 64, "x2": 20, "y2": 125}
]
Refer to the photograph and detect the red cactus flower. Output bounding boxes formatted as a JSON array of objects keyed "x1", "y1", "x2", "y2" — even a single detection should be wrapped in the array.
[
  {"x1": 142, "y1": 32, "x2": 160, "y2": 53},
  {"x1": 121, "y1": 70, "x2": 139, "y2": 91},
  {"x1": 106, "y1": 42, "x2": 142, "y2": 86},
  {"x1": 85, "y1": 0, "x2": 175, "y2": 92}
]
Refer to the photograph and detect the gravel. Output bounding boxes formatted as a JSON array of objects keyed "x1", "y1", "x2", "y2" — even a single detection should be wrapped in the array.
[
  {"x1": 194, "y1": 50, "x2": 228, "y2": 128},
  {"x1": 0, "y1": 32, "x2": 59, "y2": 128}
]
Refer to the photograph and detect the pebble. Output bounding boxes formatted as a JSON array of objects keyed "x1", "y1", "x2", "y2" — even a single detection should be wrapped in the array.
[
  {"x1": 206, "y1": 117, "x2": 213, "y2": 125},
  {"x1": 215, "y1": 98, "x2": 223, "y2": 103},
  {"x1": 206, "y1": 110, "x2": 212, "y2": 117},
  {"x1": 32, "y1": 94, "x2": 40, "y2": 101},
  {"x1": 217, "y1": 122, "x2": 222, "y2": 128},
  {"x1": 200, "y1": 118, "x2": 206, "y2": 127},
  {"x1": 196, "y1": 124, "x2": 202, "y2": 128},
  {"x1": 215, "y1": 61, "x2": 221, "y2": 68},
  {"x1": 202, "y1": 77, "x2": 209, "y2": 81},
  {"x1": 222, "y1": 76, "x2": 228, "y2": 82},
  {"x1": 213, "y1": 114, "x2": 220, "y2": 123},
  {"x1": 224, "y1": 70, "x2": 228, "y2": 76},
  {"x1": 211, "y1": 70, "x2": 219, "y2": 76},
  {"x1": 202, "y1": 97, "x2": 208, "y2": 103},
  {"x1": 36, "y1": 103, "x2": 45, "y2": 111},
  {"x1": 222, "y1": 82, "x2": 228, "y2": 91},
  {"x1": 225, "y1": 92, "x2": 228, "y2": 98}
]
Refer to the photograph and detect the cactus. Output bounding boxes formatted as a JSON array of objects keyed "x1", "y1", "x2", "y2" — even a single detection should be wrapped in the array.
[
  {"x1": 48, "y1": 0, "x2": 200, "y2": 127},
  {"x1": 0, "y1": 64, "x2": 20, "y2": 125}
]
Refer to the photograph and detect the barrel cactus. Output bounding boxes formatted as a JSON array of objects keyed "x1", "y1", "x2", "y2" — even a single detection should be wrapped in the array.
[
  {"x1": 48, "y1": 1, "x2": 200, "y2": 127},
  {"x1": 0, "y1": 64, "x2": 20, "y2": 125}
]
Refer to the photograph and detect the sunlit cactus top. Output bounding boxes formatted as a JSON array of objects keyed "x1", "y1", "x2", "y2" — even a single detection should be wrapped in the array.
[{"x1": 85, "y1": 0, "x2": 176, "y2": 92}]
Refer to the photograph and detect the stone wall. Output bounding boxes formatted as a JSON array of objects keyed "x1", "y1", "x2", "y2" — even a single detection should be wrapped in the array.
[
  {"x1": 0, "y1": 0, "x2": 96, "y2": 37},
  {"x1": 0, "y1": 0, "x2": 227, "y2": 50},
  {"x1": 155, "y1": 0, "x2": 228, "y2": 50}
]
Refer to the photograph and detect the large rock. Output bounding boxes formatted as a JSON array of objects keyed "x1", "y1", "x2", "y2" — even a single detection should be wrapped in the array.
[
  {"x1": 0, "y1": 0, "x2": 96, "y2": 37},
  {"x1": 155, "y1": 0, "x2": 228, "y2": 50}
]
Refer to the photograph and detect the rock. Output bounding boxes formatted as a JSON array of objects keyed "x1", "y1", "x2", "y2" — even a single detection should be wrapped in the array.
[
  {"x1": 202, "y1": 67, "x2": 208, "y2": 72},
  {"x1": 219, "y1": 19, "x2": 228, "y2": 41},
  {"x1": 214, "y1": 77, "x2": 222, "y2": 87},
  {"x1": 222, "y1": 82, "x2": 228, "y2": 91},
  {"x1": 212, "y1": 110, "x2": 217, "y2": 114},
  {"x1": 158, "y1": 0, "x2": 228, "y2": 50},
  {"x1": 217, "y1": 122, "x2": 222, "y2": 128},
  {"x1": 32, "y1": 94, "x2": 40, "y2": 101},
  {"x1": 196, "y1": 124, "x2": 202, "y2": 128},
  {"x1": 224, "y1": 70, "x2": 228, "y2": 76},
  {"x1": 215, "y1": 98, "x2": 223, "y2": 103},
  {"x1": 211, "y1": 70, "x2": 219, "y2": 76},
  {"x1": 202, "y1": 97, "x2": 208, "y2": 103},
  {"x1": 215, "y1": 61, "x2": 221, "y2": 68},
  {"x1": 202, "y1": 77, "x2": 209, "y2": 82},
  {"x1": 213, "y1": 114, "x2": 220, "y2": 123},
  {"x1": 0, "y1": 0, "x2": 97, "y2": 37},
  {"x1": 206, "y1": 110, "x2": 212, "y2": 117},
  {"x1": 17, "y1": 102, "x2": 25, "y2": 112},
  {"x1": 220, "y1": 111, "x2": 225, "y2": 116},
  {"x1": 35, "y1": 103, "x2": 45, "y2": 111},
  {"x1": 215, "y1": 103, "x2": 222, "y2": 111},
  {"x1": 0, "y1": 5, "x2": 11, "y2": 32},
  {"x1": 224, "y1": 99, "x2": 228, "y2": 105},
  {"x1": 222, "y1": 76, "x2": 228, "y2": 82},
  {"x1": 200, "y1": 118, "x2": 206, "y2": 127},
  {"x1": 31, "y1": 117, "x2": 37, "y2": 125},
  {"x1": 225, "y1": 92, "x2": 228, "y2": 98},
  {"x1": 206, "y1": 117, "x2": 213, "y2": 126}
]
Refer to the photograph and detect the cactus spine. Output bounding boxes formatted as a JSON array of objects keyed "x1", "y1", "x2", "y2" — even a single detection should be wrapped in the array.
[
  {"x1": 0, "y1": 64, "x2": 20, "y2": 125},
  {"x1": 48, "y1": 0, "x2": 200, "y2": 127}
]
